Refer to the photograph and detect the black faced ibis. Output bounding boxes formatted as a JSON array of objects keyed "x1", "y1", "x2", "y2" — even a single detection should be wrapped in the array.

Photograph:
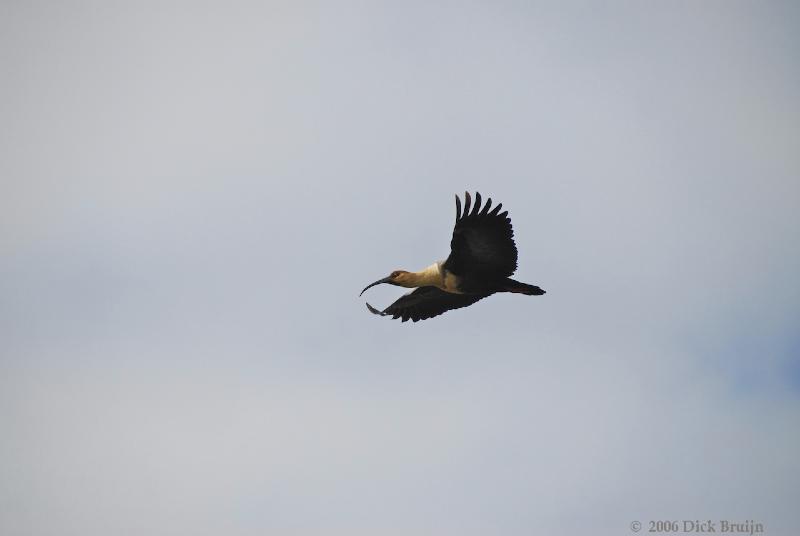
[{"x1": 360, "y1": 191, "x2": 545, "y2": 322}]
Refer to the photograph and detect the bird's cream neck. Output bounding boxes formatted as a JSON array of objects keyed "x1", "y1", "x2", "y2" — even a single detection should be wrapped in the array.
[{"x1": 402, "y1": 262, "x2": 443, "y2": 288}]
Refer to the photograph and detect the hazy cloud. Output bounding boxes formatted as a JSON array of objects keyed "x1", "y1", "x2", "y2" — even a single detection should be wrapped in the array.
[{"x1": 2, "y1": 2, "x2": 798, "y2": 535}]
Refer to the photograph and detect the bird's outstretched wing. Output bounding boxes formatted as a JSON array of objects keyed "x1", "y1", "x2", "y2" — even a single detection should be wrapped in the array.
[
  {"x1": 366, "y1": 286, "x2": 491, "y2": 322},
  {"x1": 443, "y1": 191, "x2": 518, "y2": 279}
]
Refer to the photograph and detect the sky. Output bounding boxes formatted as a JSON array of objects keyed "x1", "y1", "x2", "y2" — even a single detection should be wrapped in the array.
[{"x1": 1, "y1": 1, "x2": 799, "y2": 535}]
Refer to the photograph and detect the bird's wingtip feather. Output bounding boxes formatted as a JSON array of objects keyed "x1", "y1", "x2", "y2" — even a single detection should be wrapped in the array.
[
  {"x1": 365, "y1": 302, "x2": 384, "y2": 315},
  {"x1": 481, "y1": 197, "x2": 492, "y2": 214}
]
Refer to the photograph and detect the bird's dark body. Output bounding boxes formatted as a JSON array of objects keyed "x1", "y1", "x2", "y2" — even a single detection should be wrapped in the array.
[{"x1": 362, "y1": 192, "x2": 544, "y2": 322}]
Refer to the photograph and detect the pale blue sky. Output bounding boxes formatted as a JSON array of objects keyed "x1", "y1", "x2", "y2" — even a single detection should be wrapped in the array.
[{"x1": 2, "y1": 2, "x2": 799, "y2": 535}]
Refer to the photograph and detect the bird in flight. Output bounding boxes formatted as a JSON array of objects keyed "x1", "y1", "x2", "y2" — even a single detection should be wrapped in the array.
[{"x1": 360, "y1": 191, "x2": 545, "y2": 322}]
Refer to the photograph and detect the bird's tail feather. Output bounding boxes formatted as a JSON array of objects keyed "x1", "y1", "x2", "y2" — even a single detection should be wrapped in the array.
[{"x1": 503, "y1": 278, "x2": 545, "y2": 295}]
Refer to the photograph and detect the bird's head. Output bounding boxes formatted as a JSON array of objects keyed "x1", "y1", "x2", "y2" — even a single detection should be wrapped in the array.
[{"x1": 360, "y1": 270, "x2": 411, "y2": 295}]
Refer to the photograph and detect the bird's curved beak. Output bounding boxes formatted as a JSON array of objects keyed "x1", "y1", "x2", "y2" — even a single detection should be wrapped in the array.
[{"x1": 360, "y1": 276, "x2": 393, "y2": 296}]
